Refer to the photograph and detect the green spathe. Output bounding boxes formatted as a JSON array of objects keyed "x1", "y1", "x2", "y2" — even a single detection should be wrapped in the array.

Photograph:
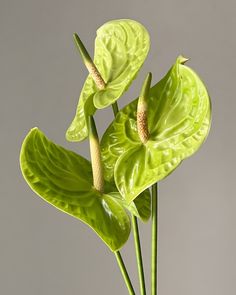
[
  {"x1": 20, "y1": 128, "x2": 131, "y2": 251},
  {"x1": 66, "y1": 19, "x2": 150, "y2": 142},
  {"x1": 20, "y1": 128, "x2": 151, "y2": 251},
  {"x1": 101, "y1": 56, "x2": 212, "y2": 203}
]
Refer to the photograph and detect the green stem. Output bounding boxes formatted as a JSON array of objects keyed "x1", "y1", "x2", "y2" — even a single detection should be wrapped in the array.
[
  {"x1": 132, "y1": 216, "x2": 146, "y2": 295},
  {"x1": 151, "y1": 183, "x2": 158, "y2": 295},
  {"x1": 111, "y1": 102, "x2": 145, "y2": 294},
  {"x1": 112, "y1": 101, "x2": 119, "y2": 116},
  {"x1": 115, "y1": 251, "x2": 136, "y2": 295}
]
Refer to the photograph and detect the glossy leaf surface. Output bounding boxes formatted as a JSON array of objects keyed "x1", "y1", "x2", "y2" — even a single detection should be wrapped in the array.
[
  {"x1": 103, "y1": 179, "x2": 151, "y2": 222},
  {"x1": 66, "y1": 19, "x2": 150, "y2": 142},
  {"x1": 110, "y1": 188, "x2": 151, "y2": 222},
  {"x1": 101, "y1": 57, "x2": 212, "y2": 203},
  {"x1": 126, "y1": 189, "x2": 151, "y2": 221},
  {"x1": 20, "y1": 128, "x2": 131, "y2": 251}
]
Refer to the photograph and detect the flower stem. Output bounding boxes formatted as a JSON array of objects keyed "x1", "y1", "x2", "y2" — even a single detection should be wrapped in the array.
[
  {"x1": 111, "y1": 102, "x2": 145, "y2": 295},
  {"x1": 115, "y1": 251, "x2": 136, "y2": 295},
  {"x1": 112, "y1": 101, "x2": 119, "y2": 116},
  {"x1": 151, "y1": 183, "x2": 158, "y2": 295},
  {"x1": 132, "y1": 215, "x2": 146, "y2": 295}
]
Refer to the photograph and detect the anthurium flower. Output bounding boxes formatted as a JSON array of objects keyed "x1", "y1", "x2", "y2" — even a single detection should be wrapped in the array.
[
  {"x1": 66, "y1": 19, "x2": 150, "y2": 142},
  {"x1": 20, "y1": 128, "x2": 151, "y2": 251},
  {"x1": 101, "y1": 56, "x2": 212, "y2": 203}
]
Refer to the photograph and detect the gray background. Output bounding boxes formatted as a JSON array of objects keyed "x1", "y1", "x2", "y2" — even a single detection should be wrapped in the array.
[{"x1": 1, "y1": 0, "x2": 235, "y2": 294}]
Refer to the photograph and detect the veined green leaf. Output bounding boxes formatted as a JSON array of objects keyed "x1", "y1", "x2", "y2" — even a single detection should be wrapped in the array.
[
  {"x1": 66, "y1": 19, "x2": 150, "y2": 142},
  {"x1": 101, "y1": 56, "x2": 212, "y2": 203},
  {"x1": 109, "y1": 189, "x2": 151, "y2": 222},
  {"x1": 20, "y1": 128, "x2": 130, "y2": 251},
  {"x1": 126, "y1": 189, "x2": 151, "y2": 221}
]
